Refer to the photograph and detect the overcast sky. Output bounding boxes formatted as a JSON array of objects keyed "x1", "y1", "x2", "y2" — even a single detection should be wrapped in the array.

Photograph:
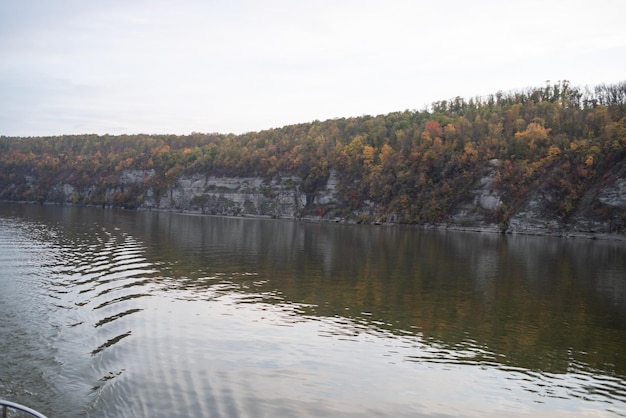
[{"x1": 1, "y1": 0, "x2": 625, "y2": 137}]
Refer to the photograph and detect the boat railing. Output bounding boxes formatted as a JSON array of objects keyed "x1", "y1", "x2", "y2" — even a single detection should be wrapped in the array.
[{"x1": 0, "y1": 400, "x2": 47, "y2": 418}]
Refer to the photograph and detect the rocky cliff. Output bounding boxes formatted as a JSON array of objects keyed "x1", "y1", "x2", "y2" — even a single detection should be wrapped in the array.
[
  {"x1": 448, "y1": 159, "x2": 626, "y2": 237},
  {"x1": 25, "y1": 158, "x2": 625, "y2": 239},
  {"x1": 100, "y1": 169, "x2": 341, "y2": 219}
]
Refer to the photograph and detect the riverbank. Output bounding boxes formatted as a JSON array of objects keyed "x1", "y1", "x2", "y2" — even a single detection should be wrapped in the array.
[{"x1": 2, "y1": 199, "x2": 625, "y2": 242}]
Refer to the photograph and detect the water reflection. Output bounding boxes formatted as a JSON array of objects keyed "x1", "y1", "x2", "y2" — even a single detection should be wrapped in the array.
[
  {"x1": 1, "y1": 204, "x2": 625, "y2": 417},
  {"x1": 139, "y1": 211, "x2": 626, "y2": 412},
  {"x1": 128, "y1": 212, "x2": 626, "y2": 373}
]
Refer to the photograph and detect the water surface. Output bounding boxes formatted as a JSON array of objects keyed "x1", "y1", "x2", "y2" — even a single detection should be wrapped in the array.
[{"x1": 1, "y1": 203, "x2": 625, "y2": 417}]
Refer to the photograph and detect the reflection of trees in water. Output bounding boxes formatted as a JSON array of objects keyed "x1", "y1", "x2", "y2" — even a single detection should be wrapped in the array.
[
  {"x1": 5, "y1": 203, "x2": 625, "y2": 414},
  {"x1": 123, "y1": 211, "x2": 626, "y2": 376}
]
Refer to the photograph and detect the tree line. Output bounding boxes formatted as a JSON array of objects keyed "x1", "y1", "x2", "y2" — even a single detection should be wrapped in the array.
[{"x1": 1, "y1": 80, "x2": 625, "y2": 225}]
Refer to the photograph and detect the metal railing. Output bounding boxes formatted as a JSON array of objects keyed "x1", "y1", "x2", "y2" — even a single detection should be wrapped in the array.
[{"x1": 0, "y1": 400, "x2": 47, "y2": 418}]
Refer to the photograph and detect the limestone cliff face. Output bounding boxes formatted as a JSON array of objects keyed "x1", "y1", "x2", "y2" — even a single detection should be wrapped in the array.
[
  {"x1": 142, "y1": 170, "x2": 340, "y2": 218},
  {"x1": 15, "y1": 160, "x2": 626, "y2": 237},
  {"x1": 599, "y1": 178, "x2": 626, "y2": 209},
  {"x1": 421, "y1": 158, "x2": 626, "y2": 236},
  {"x1": 448, "y1": 159, "x2": 504, "y2": 231},
  {"x1": 506, "y1": 190, "x2": 567, "y2": 234},
  {"x1": 501, "y1": 160, "x2": 626, "y2": 235}
]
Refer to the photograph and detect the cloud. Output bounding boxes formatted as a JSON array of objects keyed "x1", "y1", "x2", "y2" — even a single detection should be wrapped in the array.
[{"x1": 1, "y1": 0, "x2": 625, "y2": 136}]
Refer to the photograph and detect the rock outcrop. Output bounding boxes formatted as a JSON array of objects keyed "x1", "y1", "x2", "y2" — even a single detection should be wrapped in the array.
[
  {"x1": 7, "y1": 160, "x2": 626, "y2": 238},
  {"x1": 448, "y1": 159, "x2": 504, "y2": 231},
  {"x1": 141, "y1": 170, "x2": 340, "y2": 219}
]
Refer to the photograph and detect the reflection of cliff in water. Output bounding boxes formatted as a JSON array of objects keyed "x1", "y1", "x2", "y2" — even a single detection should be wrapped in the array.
[
  {"x1": 4, "y1": 203, "x2": 625, "y2": 416},
  {"x1": 23, "y1": 204, "x2": 620, "y2": 377},
  {"x1": 123, "y1": 210, "x2": 626, "y2": 377}
]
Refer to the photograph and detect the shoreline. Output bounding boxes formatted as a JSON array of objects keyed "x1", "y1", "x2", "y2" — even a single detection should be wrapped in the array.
[{"x1": 2, "y1": 199, "x2": 625, "y2": 242}]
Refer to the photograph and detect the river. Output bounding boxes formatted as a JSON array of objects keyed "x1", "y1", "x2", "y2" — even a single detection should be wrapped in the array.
[{"x1": 0, "y1": 203, "x2": 625, "y2": 417}]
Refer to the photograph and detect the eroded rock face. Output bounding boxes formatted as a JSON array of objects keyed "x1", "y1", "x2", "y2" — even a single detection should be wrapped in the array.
[
  {"x1": 505, "y1": 161, "x2": 626, "y2": 235},
  {"x1": 444, "y1": 158, "x2": 626, "y2": 235},
  {"x1": 599, "y1": 178, "x2": 626, "y2": 209},
  {"x1": 154, "y1": 175, "x2": 301, "y2": 216},
  {"x1": 448, "y1": 159, "x2": 503, "y2": 229},
  {"x1": 147, "y1": 170, "x2": 340, "y2": 218},
  {"x1": 506, "y1": 190, "x2": 564, "y2": 234},
  {"x1": 16, "y1": 160, "x2": 626, "y2": 237},
  {"x1": 474, "y1": 160, "x2": 503, "y2": 211}
]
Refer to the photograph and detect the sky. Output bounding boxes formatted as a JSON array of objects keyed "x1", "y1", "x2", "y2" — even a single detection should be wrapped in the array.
[{"x1": 1, "y1": 0, "x2": 625, "y2": 137}]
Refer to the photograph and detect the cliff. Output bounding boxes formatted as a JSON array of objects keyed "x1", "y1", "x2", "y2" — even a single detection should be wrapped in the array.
[
  {"x1": 12, "y1": 158, "x2": 624, "y2": 238},
  {"x1": 2, "y1": 81, "x2": 625, "y2": 237}
]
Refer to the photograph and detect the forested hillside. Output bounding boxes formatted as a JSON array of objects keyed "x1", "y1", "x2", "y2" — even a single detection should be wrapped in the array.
[{"x1": 1, "y1": 81, "x2": 625, "y2": 234}]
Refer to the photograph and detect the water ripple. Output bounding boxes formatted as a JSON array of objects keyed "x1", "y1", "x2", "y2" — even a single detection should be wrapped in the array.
[
  {"x1": 94, "y1": 309, "x2": 144, "y2": 328},
  {"x1": 91, "y1": 332, "x2": 133, "y2": 356}
]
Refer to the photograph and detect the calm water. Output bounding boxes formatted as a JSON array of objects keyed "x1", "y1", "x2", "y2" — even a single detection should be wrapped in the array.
[{"x1": 1, "y1": 203, "x2": 625, "y2": 418}]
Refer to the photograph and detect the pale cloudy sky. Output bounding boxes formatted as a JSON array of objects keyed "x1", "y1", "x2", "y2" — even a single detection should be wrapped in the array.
[{"x1": 1, "y1": 0, "x2": 625, "y2": 137}]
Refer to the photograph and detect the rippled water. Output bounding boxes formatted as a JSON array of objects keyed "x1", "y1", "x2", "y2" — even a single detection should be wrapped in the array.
[{"x1": 1, "y1": 203, "x2": 625, "y2": 417}]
